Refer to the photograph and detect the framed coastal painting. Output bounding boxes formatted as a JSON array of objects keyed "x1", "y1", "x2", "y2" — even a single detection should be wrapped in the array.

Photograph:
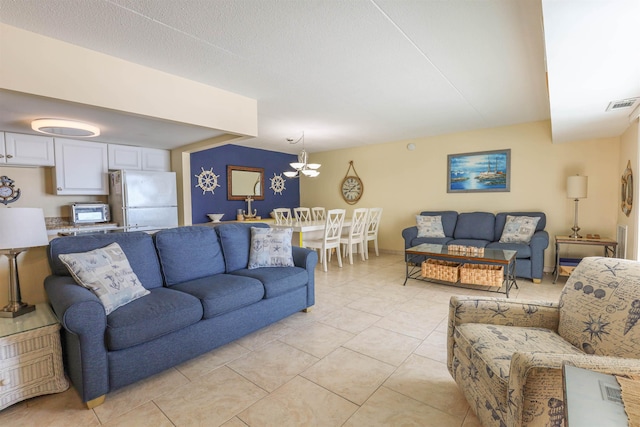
[{"x1": 447, "y1": 149, "x2": 511, "y2": 193}]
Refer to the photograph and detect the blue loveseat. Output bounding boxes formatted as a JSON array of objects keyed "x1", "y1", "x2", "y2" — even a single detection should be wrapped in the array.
[
  {"x1": 402, "y1": 211, "x2": 549, "y2": 282},
  {"x1": 44, "y1": 223, "x2": 317, "y2": 407}
]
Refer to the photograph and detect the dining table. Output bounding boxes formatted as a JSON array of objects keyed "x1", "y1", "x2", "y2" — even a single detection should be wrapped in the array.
[{"x1": 270, "y1": 219, "x2": 352, "y2": 246}]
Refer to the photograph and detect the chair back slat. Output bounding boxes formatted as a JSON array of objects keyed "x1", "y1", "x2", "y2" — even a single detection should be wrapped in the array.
[
  {"x1": 273, "y1": 208, "x2": 293, "y2": 225},
  {"x1": 366, "y1": 208, "x2": 383, "y2": 237},
  {"x1": 294, "y1": 207, "x2": 312, "y2": 222},
  {"x1": 324, "y1": 209, "x2": 346, "y2": 244},
  {"x1": 349, "y1": 208, "x2": 369, "y2": 239},
  {"x1": 312, "y1": 207, "x2": 326, "y2": 221}
]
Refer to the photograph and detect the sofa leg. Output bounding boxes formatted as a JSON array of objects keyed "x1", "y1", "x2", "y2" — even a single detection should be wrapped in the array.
[
  {"x1": 86, "y1": 395, "x2": 106, "y2": 409},
  {"x1": 302, "y1": 307, "x2": 313, "y2": 313},
  {"x1": 533, "y1": 278, "x2": 542, "y2": 284}
]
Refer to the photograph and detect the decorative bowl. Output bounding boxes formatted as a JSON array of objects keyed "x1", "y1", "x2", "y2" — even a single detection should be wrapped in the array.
[
  {"x1": 207, "y1": 213, "x2": 224, "y2": 222},
  {"x1": 270, "y1": 211, "x2": 276, "y2": 219}
]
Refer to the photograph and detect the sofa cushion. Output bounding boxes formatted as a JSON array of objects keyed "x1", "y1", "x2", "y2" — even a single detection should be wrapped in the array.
[
  {"x1": 410, "y1": 236, "x2": 454, "y2": 247},
  {"x1": 216, "y1": 222, "x2": 270, "y2": 272},
  {"x1": 106, "y1": 287, "x2": 203, "y2": 351},
  {"x1": 559, "y1": 257, "x2": 640, "y2": 358},
  {"x1": 486, "y1": 241, "x2": 532, "y2": 258},
  {"x1": 154, "y1": 226, "x2": 225, "y2": 286},
  {"x1": 58, "y1": 242, "x2": 150, "y2": 315},
  {"x1": 48, "y1": 231, "x2": 163, "y2": 289},
  {"x1": 248, "y1": 227, "x2": 294, "y2": 268},
  {"x1": 499, "y1": 215, "x2": 540, "y2": 244},
  {"x1": 454, "y1": 212, "x2": 495, "y2": 241},
  {"x1": 419, "y1": 211, "x2": 458, "y2": 237},
  {"x1": 231, "y1": 266, "x2": 308, "y2": 298},
  {"x1": 416, "y1": 215, "x2": 445, "y2": 238},
  {"x1": 170, "y1": 274, "x2": 264, "y2": 319}
]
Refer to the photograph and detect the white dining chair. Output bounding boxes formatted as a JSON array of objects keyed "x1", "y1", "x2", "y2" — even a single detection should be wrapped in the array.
[
  {"x1": 311, "y1": 207, "x2": 326, "y2": 221},
  {"x1": 303, "y1": 209, "x2": 345, "y2": 272},
  {"x1": 294, "y1": 207, "x2": 312, "y2": 222},
  {"x1": 273, "y1": 208, "x2": 293, "y2": 225},
  {"x1": 340, "y1": 208, "x2": 368, "y2": 264},
  {"x1": 364, "y1": 207, "x2": 383, "y2": 259}
]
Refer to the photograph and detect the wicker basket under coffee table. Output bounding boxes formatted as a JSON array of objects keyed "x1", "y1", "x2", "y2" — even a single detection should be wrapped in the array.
[
  {"x1": 0, "y1": 303, "x2": 69, "y2": 410},
  {"x1": 405, "y1": 243, "x2": 517, "y2": 297}
]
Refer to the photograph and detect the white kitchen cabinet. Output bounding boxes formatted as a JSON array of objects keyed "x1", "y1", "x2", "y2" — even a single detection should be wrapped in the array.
[
  {"x1": 142, "y1": 147, "x2": 170, "y2": 171},
  {"x1": 54, "y1": 138, "x2": 109, "y2": 195},
  {"x1": 0, "y1": 132, "x2": 55, "y2": 166},
  {"x1": 108, "y1": 144, "x2": 142, "y2": 170},
  {"x1": 108, "y1": 144, "x2": 170, "y2": 171}
]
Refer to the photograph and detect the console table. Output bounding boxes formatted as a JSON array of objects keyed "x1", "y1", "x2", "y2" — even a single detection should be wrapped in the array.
[
  {"x1": 554, "y1": 235, "x2": 617, "y2": 283},
  {"x1": 0, "y1": 304, "x2": 69, "y2": 410}
]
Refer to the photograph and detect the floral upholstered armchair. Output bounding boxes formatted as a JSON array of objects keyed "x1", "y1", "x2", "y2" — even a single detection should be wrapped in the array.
[{"x1": 447, "y1": 256, "x2": 640, "y2": 427}]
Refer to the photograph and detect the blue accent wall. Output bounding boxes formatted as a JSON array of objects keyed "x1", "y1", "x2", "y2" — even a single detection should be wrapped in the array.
[{"x1": 190, "y1": 144, "x2": 300, "y2": 224}]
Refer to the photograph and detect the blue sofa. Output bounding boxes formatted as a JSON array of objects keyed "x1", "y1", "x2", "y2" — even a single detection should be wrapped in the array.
[
  {"x1": 402, "y1": 211, "x2": 549, "y2": 282},
  {"x1": 44, "y1": 223, "x2": 317, "y2": 407}
]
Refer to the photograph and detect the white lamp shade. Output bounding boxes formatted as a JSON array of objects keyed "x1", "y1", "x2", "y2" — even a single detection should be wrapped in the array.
[
  {"x1": 567, "y1": 175, "x2": 588, "y2": 199},
  {"x1": 0, "y1": 208, "x2": 49, "y2": 250}
]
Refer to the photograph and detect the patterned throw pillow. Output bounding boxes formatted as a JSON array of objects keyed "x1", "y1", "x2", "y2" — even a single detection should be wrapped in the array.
[
  {"x1": 416, "y1": 215, "x2": 446, "y2": 238},
  {"x1": 248, "y1": 227, "x2": 294, "y2": 269},
  {"x1": 58, "y1": 242, "x2": 149, "y2": 315},
  {"x1": 499, "y1": 215, "x2": 540, "y2": 244}
]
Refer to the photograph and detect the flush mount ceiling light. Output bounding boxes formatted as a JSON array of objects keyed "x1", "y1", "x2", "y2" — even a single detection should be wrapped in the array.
[
  {"x1": 31, "y1": 119, "x2": 100, "y2": 137},
  {"x1": 283, "y1": 132, "x2": 321, "y2": 178}
]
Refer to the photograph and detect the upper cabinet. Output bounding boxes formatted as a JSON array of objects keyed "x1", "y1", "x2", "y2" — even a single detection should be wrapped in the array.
[
  {"x1": 54, "y1": 138, "x2": 109, "y2": 195},
  {"x1": 0, "y1": 132, "x2": 55, "y2": 166},
  {"x1": 108, "y1": 144, "x2": 170, "y2": 171}
]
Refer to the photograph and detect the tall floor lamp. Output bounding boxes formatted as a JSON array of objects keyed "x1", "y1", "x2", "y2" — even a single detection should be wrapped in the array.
[
  {"x1": 0, "y1": 208, "x2": 49, "y2": 318},
  {"x1": 567, "y1": 175, "x2": 588, "y2": 239}
]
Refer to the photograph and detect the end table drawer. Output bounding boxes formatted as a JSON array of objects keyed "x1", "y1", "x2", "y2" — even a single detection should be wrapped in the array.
[{"x1": 0, "y1": 352, "x2": 57, "y2": 394}]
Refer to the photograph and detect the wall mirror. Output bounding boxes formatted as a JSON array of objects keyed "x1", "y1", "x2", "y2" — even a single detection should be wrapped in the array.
[{"x1": 227, "y1": 165, "x2": 264, "y2": 200}]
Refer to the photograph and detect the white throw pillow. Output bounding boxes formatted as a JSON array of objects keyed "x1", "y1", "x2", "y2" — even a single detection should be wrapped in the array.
[
  {"x1": 416, "y1": 215, "x2": 446, "y2": 238},
  {"x1": 499, "y1": 215, "x2": 541, "y2": 244},
  {"x1": 58, "y1": 242, "x2": 149, "y2": 315},
  {"x1": 248, "y1": 227, "x2": 295, "y2": 269}
]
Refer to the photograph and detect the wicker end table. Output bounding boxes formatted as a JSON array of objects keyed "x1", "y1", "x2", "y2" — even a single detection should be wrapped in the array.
[{"x1": 0, "y1": 303, "x2": 69, "y2": 410}]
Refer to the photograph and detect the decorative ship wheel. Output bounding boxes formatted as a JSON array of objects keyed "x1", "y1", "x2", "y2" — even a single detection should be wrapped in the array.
[{"x1": 195, "y1": 167, "x2": 220, "y2": 195}]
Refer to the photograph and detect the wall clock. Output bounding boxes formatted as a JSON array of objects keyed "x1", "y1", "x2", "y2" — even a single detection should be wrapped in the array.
[
  {"x1": 621, "y1": 160, "x2": 633, "y2": 217},
  {"x1": 341, "y1": 161, "x2": 363, "y2": 205},
  {"x1": 0, "y1": 176, "x2": 21, "y2": 205}
]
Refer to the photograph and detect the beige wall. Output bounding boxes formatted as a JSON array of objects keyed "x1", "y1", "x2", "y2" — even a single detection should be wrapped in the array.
[
  {"x1": 301, "y1": 120, "x2": 621, "y2": 271},
  {"x1": 618, "y1": 120, "x2": 639, "y2": 259}
]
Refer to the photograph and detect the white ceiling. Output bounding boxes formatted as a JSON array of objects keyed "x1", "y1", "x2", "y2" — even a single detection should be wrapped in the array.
[{"x1": 0, "y1": 0, "x2": 638, "y2": 153}]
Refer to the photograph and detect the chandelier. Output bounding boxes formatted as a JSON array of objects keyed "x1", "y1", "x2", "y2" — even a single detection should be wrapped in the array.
[{"x1": 283, "y1": 132, "x2": 321, "y2": 178}]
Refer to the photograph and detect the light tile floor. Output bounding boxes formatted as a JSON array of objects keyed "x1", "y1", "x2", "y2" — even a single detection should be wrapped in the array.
[{"x1": 0, "y1": 254, "x2": 566, "y2": 426}]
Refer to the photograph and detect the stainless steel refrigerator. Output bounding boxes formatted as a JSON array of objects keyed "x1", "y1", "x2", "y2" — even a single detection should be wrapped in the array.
[{"x1": 109, "y1": 170, "x2": 178, "y2": 231}]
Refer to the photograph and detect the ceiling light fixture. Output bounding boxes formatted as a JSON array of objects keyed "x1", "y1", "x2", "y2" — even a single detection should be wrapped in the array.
[
  {"x1": 283, "y1": 132, "x2": 321, "y2": 178},
  {"x1": 31, "y1": 118, "x2": 101, "y2": 137}
]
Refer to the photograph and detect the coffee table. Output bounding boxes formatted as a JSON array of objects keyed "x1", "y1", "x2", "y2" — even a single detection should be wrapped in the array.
[{"x1": 404, "y1": 243, "x2": 517, "y2": 297}]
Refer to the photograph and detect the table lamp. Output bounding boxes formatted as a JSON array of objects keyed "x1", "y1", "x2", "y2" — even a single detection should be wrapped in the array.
[
  {"x1": 0, "y1": 207, "x2": 49, "y2": 317},
  {"x1": 567, "y1": 175, "x2": 588, "y2": 239}
]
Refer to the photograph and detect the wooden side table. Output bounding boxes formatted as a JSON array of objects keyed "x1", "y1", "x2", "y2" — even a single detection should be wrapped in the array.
[
  {"x1": 554, "y1": 235, "x2": 618, "y2": 283},
  {"x1": 0, "y1": 303, "x2": 69, "y2": 410}
]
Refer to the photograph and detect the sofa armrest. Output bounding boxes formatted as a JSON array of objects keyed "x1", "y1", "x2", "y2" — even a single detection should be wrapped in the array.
[
  {"x1": 529, "y1": 230, "x2": 549, "y2": 280},
  {"x1": 402, "y1": 226, "x2": 418, "y2": 249},
  {"x1": 44, "y1": 275, "x2": 109, "y2": 403},
  {"x1": 447, "y1": 296, "x2": 559, "y2": 374},
  {"x1": 507, "y1": 352, "x2": 640, "y2": 426},
  {"x1": 292, "y1": 246, "x2": 318, "y2": 307}
]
